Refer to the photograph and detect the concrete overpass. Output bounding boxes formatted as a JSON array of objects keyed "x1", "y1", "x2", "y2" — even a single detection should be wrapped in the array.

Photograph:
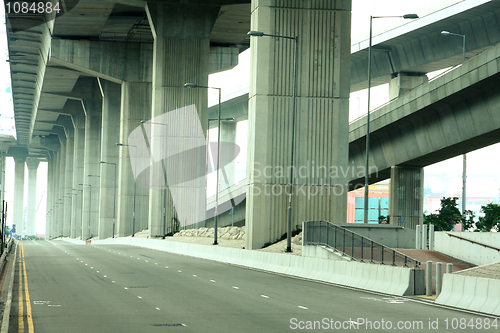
[{"x1": 3, "y1": 0, "x2": 500, "y2": 249}]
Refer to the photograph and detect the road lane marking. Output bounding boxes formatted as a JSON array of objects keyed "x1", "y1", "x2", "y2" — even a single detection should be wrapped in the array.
[
  {"x1": 298, "y1": 306, "x2": 308, "y2": 310},
  {"x1": 178, "y1": 270, "x2": 182, "y2": 273},
  {"x1": 18, "y1": 261, "x2": 24, "y2": 333},
  {"x1": 192, "y1": 275, "x2": 197, "y2": 277},
  {"x1": 261, "y1": 295, "x2": 269, "y2": 298},
  {"x1": 156, "y1": 307, "x2": 161, "y2": 311},
  {"x1": 232, "y1": 286, "x2": 239, "y2": 290},
  {"x1": 165, "y1": 266, "x2": 169, "y2": 269},
  {"x1": 210, "y1": 280, "x2": 216, "y2": 283},
  {"x1": 18, "y1": 244, "x2": 34, "y2": 333},
  {"x1": 138, "y1": 296, "x2": 142, "y2": 299}
]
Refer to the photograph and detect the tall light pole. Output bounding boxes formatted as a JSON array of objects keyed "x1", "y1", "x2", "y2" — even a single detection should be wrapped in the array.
[
  {"x1": 100, "y1": 161, "x2": 117, "y2": 238},
  {"x1": 184, "y1": 82, "x2": 222, "y2": 245},
  {"x1": 441, "y1": 30, "x2": 467, "y2": 215},
  {"x1": 79, "y1": 183, "x2": 91, "y2": 240},
  {"x1": 247, "y1": 30, "x2": 298, "y2": 253},
  {"x1": 364, "y1": 14, "x2": 419, "y2": 224},
  {"x1": 117, "y1": 143, "x2": 137, "y2": 237}
]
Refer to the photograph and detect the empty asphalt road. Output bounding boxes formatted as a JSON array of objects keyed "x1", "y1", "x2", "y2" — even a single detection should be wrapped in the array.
[{"x1": 10, "y1": 239, "x2": 498, "y2": 332}]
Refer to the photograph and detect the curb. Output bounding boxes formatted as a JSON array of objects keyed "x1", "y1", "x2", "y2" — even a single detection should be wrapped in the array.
[{"x1": 0, "y1": 240, "x2": 18, "y2": 333}]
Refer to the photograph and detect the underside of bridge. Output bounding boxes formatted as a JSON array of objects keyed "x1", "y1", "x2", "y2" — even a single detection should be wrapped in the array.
[{"x1": 3, "y1": 0, "x2": 500, "y2": 247}]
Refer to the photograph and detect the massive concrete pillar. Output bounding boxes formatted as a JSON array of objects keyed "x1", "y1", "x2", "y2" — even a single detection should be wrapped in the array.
[
  {"x1": 13, "y1": 154, "x2": 27, "y2": 236},
  {"x1": 389, "y1": 72, "x2": 428, "y2": 100},
  {"x1": 47, "y1": 151, "x2": 58, "y2": 238},
  {"x1": 388, "y1": 166, "x2": 424, "y2": 230},
  {"x1": 145, "y1": 3, "x2": 218, "y2": 237},
  {"x1": 117, "y1": 82, "x2": 151, "y2": 237},
  {"x1": 26, "y1": 158, "x2": 40, "y2": 236},
  {"x1": 57, "y1": 140, "x2": 66, "y2": 237},
  {"x1": 0, "y1": 150, "x2": 5, "y2": 215},
  {"x1": 82, "y1": 100, "x2": 102, "y2": 240},
  {"x1": 220, "y1": 121, "x2": 237, "y2": 189},
  {"x1": 62, "y1": 119, "x2": 75, "y2": 237},
  {"x1": 245, "y1": 1, "x2": 352, "y2": 249},
  {"x1": 72, "y1": 115, "x2": 85, "y2": 239},
  {"x1": 99, "y1": 80, "x2": 121, "y2": 239}
]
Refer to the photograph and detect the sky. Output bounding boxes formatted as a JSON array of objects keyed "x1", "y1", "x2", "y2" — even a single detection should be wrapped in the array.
[{"x1": 2, "y1": 0, "x2": 500, "y2": 234}]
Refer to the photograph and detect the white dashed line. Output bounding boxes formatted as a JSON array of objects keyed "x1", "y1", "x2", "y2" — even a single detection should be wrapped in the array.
[
  {"x1": 145, "y1": 260, "x2": 148, "y2": 262},
  {"x1": 112, "y1": 281, "x2": 115, "y2": 283},
  {"x1": 90, "y1": 267, "x2": 93, "y2": 269},
  {"x1": 103, "y1": 275, "x2": 107, "y2": 278},
  {"x1": 165, "y1": 266, "x2": 169, "y2": 269},
  {"x1": 178, "y1": 270, "x2": 182, "y2": 273},
  {"x1": 261, "y1": 295, "x2": 269, "y2": 299},
  {"x1": 232, "y1": 286, "x2": 239, "y2": 290},
  {"x1": 156, "y1": 307, "x2": 160, "y2": 311},
  {"x1": 192, "y1": 275, "x2": 197, "y2": 277},
  {"x1": 138, "y1": 296, "x2": 142, "y2": 299},
  {"x1": 96, "y1": 271, "x2": 100, "y2": 273},
  {"x1": 298, "y1": 306, "x2": 308, "y2": 310},
  {"x1": 155, "y1": 263, "x2": 158, "y2": 265},
  {"x1": 85, "y1": 264, "x2": 88, "y2": 266},
  {"x1": 210, "y1": 280, "x2": 216, "y2": 283}
]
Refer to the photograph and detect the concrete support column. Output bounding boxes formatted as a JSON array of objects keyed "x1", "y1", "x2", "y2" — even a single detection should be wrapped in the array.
[
  {"x1": 57, "y1": 141, "x2": 66, "y2": 237},
  {"x1": 47, "y1": 152, "x2": 58, "y2": 238},
  {"x1": 99, "y1": 80, "x2": 121, "y2": 239},
  {"x1": 388, "y1": 166, "x2": 424, "y2": 230},
  {"x1": 46, "y1": 153, "x2": 53, "y2": 238},
  {"x1": 0, "y1": 151, "x2": 6, "y2": 212},
  {"x1": 220, "y1": 121, "x2": 237, "y2": 189},
  {"x1": 13, "y1": 155, "x2": 26, "y2": 236},
  {"x1": 145, "y1": 3, "x2": 218, "y2": 237},
  {"x1": 246, "y1": 0, "x2": 351, "y2": 249},
  {"x1": 82, "y1": 100, "x2": 102, "y2": 240},
  {"x1": 72, "y1": 115, "x2": 85, "y2": 239},
  {"x1": 389, "y1": 72, "x2": 428, "y2": 100},
  {"x1": 64, "y1": 132, "x2": 74, "y2": 237},
  {"x1": 26, "y1": 158, "x2": 40, "y2": 236}
]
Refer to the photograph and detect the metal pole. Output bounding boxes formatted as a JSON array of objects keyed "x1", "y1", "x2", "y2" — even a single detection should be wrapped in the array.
[
  {"x1": 214, "y1": 88, "x2": 221, "y2": 245},
  {"x1": 286, "y1": 36, "x2": 298, "y2": 253},
  {"x1": 364, "y1": 16, "x2": 373, "y2": 224}
]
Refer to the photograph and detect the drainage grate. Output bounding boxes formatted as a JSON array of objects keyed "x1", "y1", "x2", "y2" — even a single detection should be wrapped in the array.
[{"x1": 153, "y1": 324, "x2": 185, "y2": 327}]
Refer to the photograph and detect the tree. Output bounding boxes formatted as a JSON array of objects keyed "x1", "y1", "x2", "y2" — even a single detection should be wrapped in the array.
[
  {"x1": 475, "y1": 203, "x2": 500, "y2": 232},
  {"x1": 423, "y1": 197, "x2": 462, "y2": 231}
]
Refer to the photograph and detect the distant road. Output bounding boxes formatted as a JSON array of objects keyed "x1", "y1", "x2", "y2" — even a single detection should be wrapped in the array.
[{"x1": 11, "y1": 240, "x2": 497, "y2": 333}]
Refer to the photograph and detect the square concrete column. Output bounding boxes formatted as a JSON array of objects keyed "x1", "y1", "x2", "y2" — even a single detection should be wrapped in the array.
[
  {"x1": 117, "y1": 82, "x2": 152, "y2": 237},
  {"x1": 145, "y1": 3, "x2": 219, "y2": 237},
  {"x1": 47, "y1": 151, "x2": 58, "y2": 238},
  {"x1": 26, "y1": 158, "x2": 40, "y2": 236},
  {"x1": 71, "y1": 115, "x2": 85, "y2": 239},
  {"x1": 98, "y1": 80, "x2": 121, "y2": 239},
  {"x1": 57, "y1": 141, "x2": 66, "y2": 237},
  {"x1": 246, "y1": 0, "x2": 352, "y2": 249},
  {"x1": 64, "y1": 135, "x2": 74, "y2": 237},
  {"x1": 388, "y1": 166, "x2": 424, "y2": 230},
  {"x1": 13, "y1": 154, "x2": 27, "y2": 236},
  {"x1": 220, "y1": 121, "x2": 237, "y2": 189},
  {"x1": 0, "y1": 151, "x2": 5, "y2": 214},
  {"x1": 82, "y1": 100, "x2": 102, "y2": 240}
]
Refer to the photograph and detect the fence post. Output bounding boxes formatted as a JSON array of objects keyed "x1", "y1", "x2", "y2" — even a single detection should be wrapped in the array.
[
  {"x1": 416, "y1": 225, "x2": 422, "y2": 249},
  {"x1": 426, "y1": 261, "x2": 433, "y2": 296},
  {"x1": 381, "y1": 245, "x2": 384, "y2": 264},
  {"x1": 351, "y1": 232, "x2": 354, "y2": 259},
  {"x1": 342, "y1": 228, "x2": 346, "y2": 254},
  {"x1": 422, "y1": 224, "x2": 428, "y2": 250},
  {"x1": 370, "y1": 241, "x2": 374, "y2": 263},
  {"x1": 429, "y1": 224, "x2": 435, "y2": 251},
  {"x1": 436, "y1": 262, "x2": 443, "y2": 297},
  {"x1": 360, "y1": 237, "x2": 364, "y2": 262},
  {"x1": 333, "y1": 225, "x2": 337, "y2": 249}
]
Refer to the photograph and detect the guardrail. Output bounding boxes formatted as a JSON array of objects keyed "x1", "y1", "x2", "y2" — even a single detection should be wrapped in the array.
[
  {"x1": 446, "y1": 232, "x2": 500, "y2": 252},
  {"x1": 303, "y1": 221, "x2": 420, "y2": 267}
]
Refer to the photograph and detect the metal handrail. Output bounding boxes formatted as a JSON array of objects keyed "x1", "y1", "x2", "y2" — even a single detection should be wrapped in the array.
[
  {"x1": 304, "y1": 220, "x2": 420, "y2": 267},
  {"x1": 446, "y1": 232, "x2": 500, "y2": 252}
]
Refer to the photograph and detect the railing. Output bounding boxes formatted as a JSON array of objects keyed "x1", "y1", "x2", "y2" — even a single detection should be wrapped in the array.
[
  {"x1": 303, "y1": 221, "x2": 420, "y2": 267},
  {"x1": 446, "y1": 232, "x2": 500, "y2": 252}
]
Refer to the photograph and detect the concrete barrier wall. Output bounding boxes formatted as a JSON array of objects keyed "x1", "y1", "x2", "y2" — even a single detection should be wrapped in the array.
[
  {"x1": 85, "y1": 237, "x2": 422, "y2": 296},
  {"x1": 302, "y1": 245, "x2": 344, "y2": 260},
  {"x1": 448, "y1": 232, "x2": 500, "y2": 247},
  {"x1": 337, "y1": 224, "x2": 415, "y2": 249},
  {"x1": 436, "y1": 273, "x2": 500, "y2": 316},
  {"x1": 434, "y1": 232, "x2": 500, "y2": 266}
]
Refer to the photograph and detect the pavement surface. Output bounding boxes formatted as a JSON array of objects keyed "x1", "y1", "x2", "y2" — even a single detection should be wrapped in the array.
[
  {"x1": 455, "y1": 262, "x2": 500, "y2": 280},
  {"x1": 7, "y1": 239, "x2": 498, "y2": 332}
]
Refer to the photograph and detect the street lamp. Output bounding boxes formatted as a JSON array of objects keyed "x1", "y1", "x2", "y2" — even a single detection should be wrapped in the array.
[
  {"x1": 116, "y1": 142, "x2": 137, "y2": 237},
  {"x1": 247, "y1": 30, "x2": 298, "y2": 253},
  {"x1": 100, "y1": 161, "x2": 117, "y2": 238},
  {"x1": 364, "y1": 14, "x2": 419, "y2": 224},
  {"x1": 184, "y1": 82, "x2": 222, "y2": 246},
  {"x1": 79, "y1": 183, "x2": 91, "y2": 240},
  {"x1": 441, "y1": 30, "x2": 467, "y2": 215}
]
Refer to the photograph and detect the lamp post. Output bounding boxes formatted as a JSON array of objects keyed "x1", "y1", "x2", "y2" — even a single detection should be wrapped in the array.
[
  {"x1": 140, "y1": 120, "x2": 168, "y2": 238},
  {"x1": 247, "y1": 30, "x2": 298, "y2": 253},
  {"x1": 79, "y1": 183, "x2": 91, "y2": 240},
  {"x1": 441, "y1": 30, "x2": 467, "y2": 215},
  {"x1": 364, "y1": 14, "x2": 419, "y2": 224},
  {"x1": 184, "y1": 82, "x2": 221, "y2": 246},
  {"x1": 116, "y1": 143, "x2": 137, "y2": 237},
  {"x1": 100, "y1": 161, "x2": 117, "y2": 238}
]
